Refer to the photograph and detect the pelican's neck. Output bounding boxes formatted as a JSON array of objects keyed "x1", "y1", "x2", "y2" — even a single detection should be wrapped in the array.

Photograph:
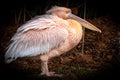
[
  {"x1": 66, "y1": 19, "x2": 83, "y2": 45},
  {"x1": 67, "y1": 19, "x2": 82, "y2": 33}
]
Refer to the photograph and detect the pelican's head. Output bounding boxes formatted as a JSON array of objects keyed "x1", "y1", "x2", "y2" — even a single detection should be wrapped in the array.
[
  {"x1": 46, "y1": 6, "x2": 71, "y2": 19},
  {"x1": 46, "y1": 6, "x2": 101, "y2": 33}
]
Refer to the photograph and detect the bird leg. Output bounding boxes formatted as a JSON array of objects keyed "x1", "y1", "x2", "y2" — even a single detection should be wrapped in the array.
[
  {"x1": 40, "y1": 54, "x2": 62, "y2": 77},
  {"x1": 40, "y1": 60, "x2": 49, "y2": 75}
]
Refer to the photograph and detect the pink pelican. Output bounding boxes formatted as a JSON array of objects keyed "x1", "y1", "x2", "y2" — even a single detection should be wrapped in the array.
[{"x1": 5, "y1": 6, "x2": 101, "y2": 76}]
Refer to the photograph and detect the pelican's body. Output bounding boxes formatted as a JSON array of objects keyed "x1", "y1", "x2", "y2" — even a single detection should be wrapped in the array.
[{"x1": 5, "y1": 6, "x2": 101, "y2": 76}]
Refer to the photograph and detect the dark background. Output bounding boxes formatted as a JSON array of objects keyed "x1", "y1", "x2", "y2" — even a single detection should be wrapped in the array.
[
  {"x1": 0, "y1": 0, "x2": 119, "y2": 80},
  {"x1": 0, "y1": 0, "x2": 119, "y2": 26}
]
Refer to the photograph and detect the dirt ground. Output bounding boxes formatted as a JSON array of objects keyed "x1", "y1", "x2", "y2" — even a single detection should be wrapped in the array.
[{"x1": 0, "y1": 16, "x2": 119, "y2": 80}]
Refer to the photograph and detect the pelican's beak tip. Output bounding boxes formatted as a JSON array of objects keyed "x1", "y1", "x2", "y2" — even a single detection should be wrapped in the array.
[{"x1": 98, "y1": 30, "x2": 102, "y2": 33}]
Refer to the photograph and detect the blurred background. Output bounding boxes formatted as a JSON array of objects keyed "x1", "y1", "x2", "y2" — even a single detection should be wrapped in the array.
[
  {"x1": 0, "y1": 0, "x2": 119, "y2": 26},
  {"x1": 0, "y1": 0, "x2": 119, "y2": 80}
]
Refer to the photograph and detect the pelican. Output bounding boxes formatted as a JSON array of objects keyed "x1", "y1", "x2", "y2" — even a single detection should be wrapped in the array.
[{"x1": 5, "y1": 6, "x2": 101, "y2": 76}]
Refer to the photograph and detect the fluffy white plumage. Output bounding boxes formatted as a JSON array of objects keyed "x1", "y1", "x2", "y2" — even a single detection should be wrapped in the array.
[{"x1": 5, "y1": 15, "x2": 69, "y2": 63}]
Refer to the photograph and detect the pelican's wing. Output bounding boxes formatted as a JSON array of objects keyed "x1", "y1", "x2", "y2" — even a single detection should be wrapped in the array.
[
  {"x1": 17, "y1": 15, "x2": 59, "y2": 32},
  {"x1": 5, "y1": 15, "x2": 68, "y2": 63}
]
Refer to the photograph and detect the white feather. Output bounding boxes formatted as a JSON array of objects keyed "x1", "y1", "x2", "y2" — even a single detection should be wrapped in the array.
[{"x1": 17, "y1": 15, "x2": 59, "y2": 32}]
